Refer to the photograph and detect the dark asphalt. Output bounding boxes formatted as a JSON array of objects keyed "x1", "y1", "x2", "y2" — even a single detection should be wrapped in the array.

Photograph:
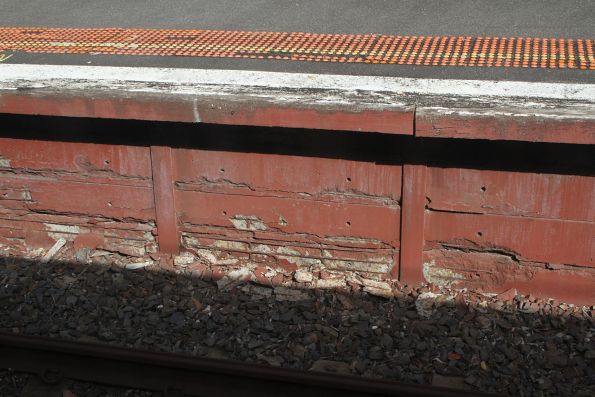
[{"x1": 1, "y1": 0, "x2": 594, "y2": 83}]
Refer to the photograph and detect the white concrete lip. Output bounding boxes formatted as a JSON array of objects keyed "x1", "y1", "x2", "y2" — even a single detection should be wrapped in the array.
[{"x1": 0, "y1": 64, "x2": 594, "y2": 103}]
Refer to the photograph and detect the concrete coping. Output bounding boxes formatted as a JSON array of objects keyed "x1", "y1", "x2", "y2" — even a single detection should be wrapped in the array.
[{"x1": 0, "y1": 64, "x2": 594, "y2": 144}]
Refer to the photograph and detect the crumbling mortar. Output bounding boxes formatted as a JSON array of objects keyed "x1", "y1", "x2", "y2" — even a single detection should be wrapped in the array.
[
  {"x1": 0, "y1": 168, "x2": 151, "y2": 185},
  {"x1": 438, "y1": 242, "x2": 521, "y2": 262},
  {"x1": 21, "y1": 207, "x2": 154, "y2": 226},
  {"x1": 180, "y1": 222, "x2": 393, "y2": 250},
  {"x1": 0, "y1": 212, "x2": 155, "y2": 233},
  {"x1": 182, "y1": 235, "x2": 395, "y2": 264}
]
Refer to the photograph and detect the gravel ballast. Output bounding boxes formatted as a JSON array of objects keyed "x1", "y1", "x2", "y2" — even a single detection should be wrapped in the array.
[{"x1": 1, "y1": 256, "x2": 594, "y2": 396}]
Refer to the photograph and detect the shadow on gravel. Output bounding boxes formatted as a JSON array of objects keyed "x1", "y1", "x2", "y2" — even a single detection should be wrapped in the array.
[{"x1": 1, "y1": 256, "x2": 594, "y2": 397}]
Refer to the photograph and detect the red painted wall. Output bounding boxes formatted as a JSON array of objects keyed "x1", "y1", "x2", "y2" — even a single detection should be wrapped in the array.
[{"x1": 0, "y1": 118, "x2": 593, "y2": 304}]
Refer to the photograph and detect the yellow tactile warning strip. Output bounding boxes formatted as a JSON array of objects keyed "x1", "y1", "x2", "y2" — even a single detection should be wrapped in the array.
[{"x1": 0, "y1": 27, "x2": 593, "y2": 69}]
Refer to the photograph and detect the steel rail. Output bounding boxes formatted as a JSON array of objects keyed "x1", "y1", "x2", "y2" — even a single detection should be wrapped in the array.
[{"x1": 0, "y1": 332, "x2": 497, "y2": 396}]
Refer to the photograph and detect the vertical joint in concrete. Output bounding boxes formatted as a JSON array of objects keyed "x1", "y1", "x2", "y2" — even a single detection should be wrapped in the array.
[
  {"x1": 150, "y1": 146, "x2": 179, "y2": 254},
  {"x1": 396, "y1": 164, "x2": 427, "y2": 284}
]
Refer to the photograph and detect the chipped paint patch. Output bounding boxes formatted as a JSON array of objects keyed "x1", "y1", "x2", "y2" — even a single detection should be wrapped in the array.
[
  {"x1": 316, "y1": 278, "x2": 347, "y2": 289},
  {"x1": 423, "y1": 260, "x2": 465, "y2": 287},
  {"x1": 363, "y1": 286, "x2": 394, "y2": 299},
  {"x1": 125, "y1": 261, "x2": 154, "y2": 270},
  {"x1": 253, "y1": 244, "x2": 272, "y2": 254},
  {"x1": 359, "y1": 278, "x2": 391, "y2": 290},
  {"x1": 325, "y1": 236, "x2": 384, "y2": 245},
  {"x1": 174, "y1": 252, "x2": 196, "y2": 266},
  {"x1": 294, "y1": 269, "x2": 313, "y2": 283},
  {"x1": 212, "y1": 239, "x2": 249, "y2": 251},
  {"x1": 277, "y1": 255, "x2": 323, "y2": 267},
  {"x1": 0, "y1": 156, "x2": 11, "y2": 168},
  {"x1": 21, "y1": 190, "x2": 32, "y2": 200},
  {"x1": 323, "y1": 259, "x2": 390, "y2": 273},
  {"x1": 230, "y1": 215, "x2": 268, "y2": 231},
  {"x1": 276, "y1": 246, "x2": 300, "y2": 256},
  {"x1": 43, "y1": 223, "x2": 81, "y2": 234},
  {"x1": 194, "y1": 248, "x2": 239, "y2": 265},
  {"x1": 275, "y1": 246, "x2": 323, "y2": 266}
]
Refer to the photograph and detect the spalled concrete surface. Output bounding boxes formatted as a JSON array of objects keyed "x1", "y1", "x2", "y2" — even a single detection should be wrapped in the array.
[{"x1": 0, "y1": 0, "x2": 593, "y2": 83}]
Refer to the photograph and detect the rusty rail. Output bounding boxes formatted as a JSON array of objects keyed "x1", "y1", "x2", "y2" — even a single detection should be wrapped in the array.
[{"x1": 0, "y1": 332, "x2": 497, "y2": 397}]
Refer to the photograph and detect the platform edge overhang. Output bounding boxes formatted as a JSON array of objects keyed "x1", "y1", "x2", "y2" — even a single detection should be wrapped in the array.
[{"x1": 0, "y1": 64, "x2": 593, "y2": 143}]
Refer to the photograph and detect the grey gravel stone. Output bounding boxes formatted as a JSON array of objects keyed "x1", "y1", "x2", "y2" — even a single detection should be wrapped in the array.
[{"x1": 1, "y1": 257, "x2": 594, "y2": 396}]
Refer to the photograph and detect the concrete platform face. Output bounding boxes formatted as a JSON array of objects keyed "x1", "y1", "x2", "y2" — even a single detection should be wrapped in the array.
[
  {"x1": 0, "y1": 0, "x2": 594, "y2": 83},
  {"x1": 1, "y1": 116, "x2": 594, "y2": 304},
  {"x1": 0, "y1": 1, "x2": 593, "y2": 304}
]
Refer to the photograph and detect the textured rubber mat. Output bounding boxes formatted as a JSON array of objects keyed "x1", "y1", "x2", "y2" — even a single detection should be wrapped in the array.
[{"x1": 0, "y1": 27, "x2": 593, "y2": 70}]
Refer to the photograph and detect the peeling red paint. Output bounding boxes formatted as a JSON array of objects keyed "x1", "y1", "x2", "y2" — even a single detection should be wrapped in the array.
[
  {"x1": 427, "y1": 168, "x2": 595, "y2": 222},
  {"x1": 0, "y1": 134, "x2": 157, "y2": 261},
  {"x1": 423, "y1": 248, "x2": 595, "y2": 305},
  {"x1": 174, "y1": 149, "x2": 402, "y2": 204},
  {"x1": 0, "y1": 138, "x2": 152, "y2": 179},
  {"x1": 416, "y1": 108, "x2": 595, "y2": 144},
  {"x1": 0, "y1": 92, "x2": 414, "y2": 135},
  {"x1": 198, "y1": 101, "x2": 414, "y2": 135},
  {"x1": 426, "y1": 211, "x2": 594, "y2": 267},
  {"x1": 175, "y1": 190, "x2": 400, "y2": 244},
  {"x1": 0, "y1": 176, "x2": 155, "y2": 221},
  {"x1": 0, "y1": 94, "x2": 197, "y2": 123},
  {"x1": 0, "y1": 107, "x2": 594, "y2": 303}
]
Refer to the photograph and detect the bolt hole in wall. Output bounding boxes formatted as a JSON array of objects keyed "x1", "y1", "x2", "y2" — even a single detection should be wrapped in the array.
[{"x1": 0, "y1": 114, "x2": 593, "y2": 300}]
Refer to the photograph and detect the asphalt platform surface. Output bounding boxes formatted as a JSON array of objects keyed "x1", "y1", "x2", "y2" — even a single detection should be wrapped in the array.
[{"x1": 0, "y1": 0, "x2": 593, "y2": 83}]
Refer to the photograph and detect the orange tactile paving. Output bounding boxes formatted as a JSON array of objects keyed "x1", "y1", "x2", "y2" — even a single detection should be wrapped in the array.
[{"x1": 0, "y1": 27, "x2": 593, "y2": 70}]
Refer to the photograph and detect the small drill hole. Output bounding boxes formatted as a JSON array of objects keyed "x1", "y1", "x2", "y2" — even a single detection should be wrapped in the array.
[
  {"x1": 346, "y1": 221, "x2": 351, "y2": 227},
  {"x1": 220, "y1": 168, "x2": 225, "y2": 173},
  {"x1": 477, "y1": 231, "x2": 483, "y2": 237},
  {"x1": 346, "y1": 177, "x2": 352, "y2": 183},
  {"x1": 107, "y1": 201, "x2": 112, "y2": 207},
  {"x1": 480, "y1": 186, "x2": 486, "y2": 192},
  {"x1": 222, "y1": 210, "x2": 227, "y2": 216}
]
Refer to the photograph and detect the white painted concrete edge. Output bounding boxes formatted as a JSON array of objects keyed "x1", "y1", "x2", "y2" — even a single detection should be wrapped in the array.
[{"x1": 0, "y1": 64, "x2": 594, "y2": 103}]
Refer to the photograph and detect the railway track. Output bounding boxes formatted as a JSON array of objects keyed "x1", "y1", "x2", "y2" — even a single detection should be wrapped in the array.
[{"x1": 0, "y1": 332, "x2": 496, "y2": 397}]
